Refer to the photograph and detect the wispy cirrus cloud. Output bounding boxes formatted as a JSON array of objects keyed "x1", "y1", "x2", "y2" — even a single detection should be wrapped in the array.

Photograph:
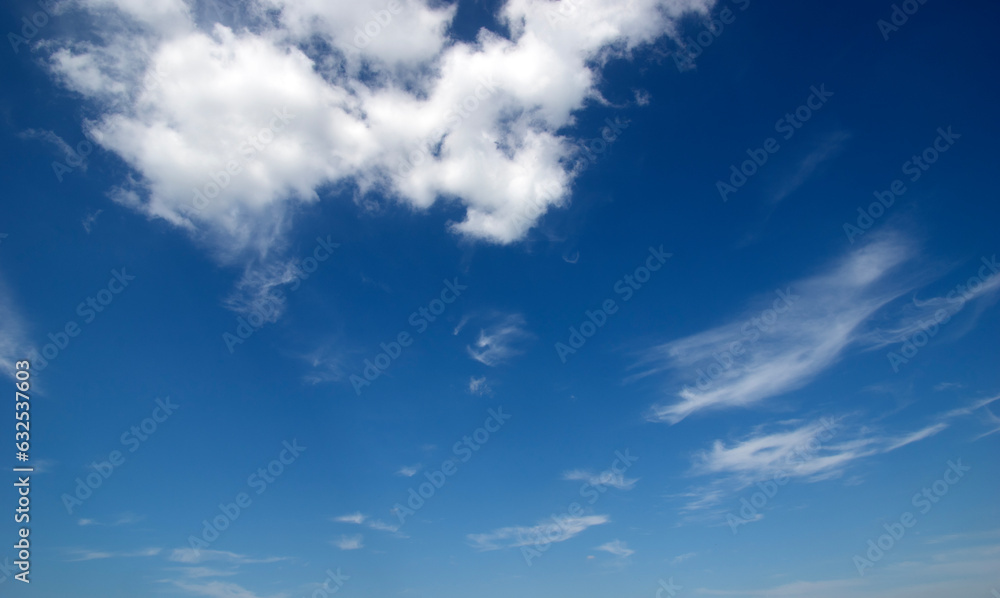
[
  {"x1": 396, "y1": 464, "x2": 421, "y2": 477},
  {"x1": 19, "y1": 128, "x2": 88, "y2": 172},
  {"x1": 687, "y1": 393, "x2": 999, "y2": 506},
  {"x1": 367, "y1": 519, "x2": 402, "y2": 534},
  {"x1": 595, "y1": 539, "x2": 634, "y2": 558},
  {"x1": 332, "y1": 512, "x2": 404, "y2": 536},
  {"x1": 562, "y1": 469, "x2": 638, "y2": 490},
  {"x1": 636, "y1": 234, "x2": 920, "y2": 423},
  {"x1": 466, "y1": 313, "x2": 532, "y2": 366},
  {"x1": 469, "y1": 375, "x2": 491, "y2": 395},
  {"x1": 76, "y1": 512, "x2": 144, "y2": 527},
  {"x1": 0, "y1": 276, "x2": 32, "y2": 380},
  {"x1": 695, "y1": 417, "x2": 949, "y2": 481},
  {"x1": 333, "y1": 512, "x2": 366, "y2": 524},
  {"x1": 679, "y1": 414, "x2": 950, "y2": 513},
  {"x1": 697, "y1": 542, "x2": 1000, "y2": 598},
  {"x1": 168, "y1": 549, "x2": 285, "y2": 565},
  {"x1": 66, "y1": 547, "x2": 161, "y2": 562},
  {"x1": 169, "y1": 580, "x2": 279, "y2": 598},
  {"x1": 671, "y1": 551, "x2": 696, "y2": 565},
  {"x1": 860, "y1": 269, "x2": 1000, "y2": 350},
  {"x1": 939, "y1": 392, "x2": 1000, "y2": 440},
  {"x1": 769, "y1": 130, "x2": 851, "y2": 205},
  {"x1": 467, "y1": 515, "x2": 609, "y2": 551}
]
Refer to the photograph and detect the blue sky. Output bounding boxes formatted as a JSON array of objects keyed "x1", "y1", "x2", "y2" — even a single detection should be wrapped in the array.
[{"x1": 1, "y1": 0, "x2": 999, "y2": 596}]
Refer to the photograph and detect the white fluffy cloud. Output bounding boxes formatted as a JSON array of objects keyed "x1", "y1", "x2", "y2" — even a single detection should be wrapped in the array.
[{"x1": 40, "y1": 0, "x2": 715, "y2": 260}]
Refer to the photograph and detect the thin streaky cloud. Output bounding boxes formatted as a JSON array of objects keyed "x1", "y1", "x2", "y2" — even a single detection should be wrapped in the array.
[
  {"x1": 396, "y1": 465, "x2": 420, "y2": 477},
  {"x1": 562, "y1": 469, "x2": 638, "y2": 490},
  {"x1": 595, "y1": 539, "x2": 634, "y2": 558},
  {"x1": 333, "y1": 512, "x2": 366, "y2": 525},
  {"x1": 467, "y1": 313, "x2": 532, "y2": 366},
  {"x1": 638, "y1": 234, "x2": 918, "y2": 423},
  {"x1": 681, "y1": 415, "x2": 950, "y2": 512},
  {"x1": 467, "y1": 515, "x2": 609, "y2": 551}
]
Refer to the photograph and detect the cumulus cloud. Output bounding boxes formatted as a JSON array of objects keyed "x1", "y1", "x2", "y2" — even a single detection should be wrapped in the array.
[{"x1": 37, "y1": 0, "x2": 715, "y2": 265}]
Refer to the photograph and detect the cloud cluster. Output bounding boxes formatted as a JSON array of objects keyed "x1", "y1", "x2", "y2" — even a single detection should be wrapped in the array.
[{"x1": 39, "y1": 0, "x2": 715, "y2": 262}]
